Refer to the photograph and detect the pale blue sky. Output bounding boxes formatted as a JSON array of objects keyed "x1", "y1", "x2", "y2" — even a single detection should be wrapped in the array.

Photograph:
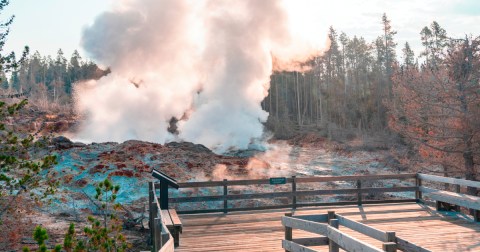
[
  {"x1": 4, "y1": 0, "x2": 112, "y2": 58},
  {"x1": 4, "y1": 0, "x2": 480, "y2": 60}
]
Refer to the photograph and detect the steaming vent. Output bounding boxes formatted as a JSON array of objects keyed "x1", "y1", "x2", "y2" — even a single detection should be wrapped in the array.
[{"x1": 74, "y1": 0, "x2": 326, "y2": 153}]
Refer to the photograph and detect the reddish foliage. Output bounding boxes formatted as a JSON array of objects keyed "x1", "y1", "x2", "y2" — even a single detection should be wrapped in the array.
[
  {"x1": 63, "y1": 174, "x2": 74, "y2": 184},
  {"x1": 109, "y1": 170, "x2": 134, "y2": 178},
  {"x1": 389, "y1": 38, "x2": 480, "y2": 180},
  {"x1": 75, "y1": 179, "x2": 88, "y2": 187},
  {"x1": 90, "y1": 164, "x2": 107, "y2": 174}
]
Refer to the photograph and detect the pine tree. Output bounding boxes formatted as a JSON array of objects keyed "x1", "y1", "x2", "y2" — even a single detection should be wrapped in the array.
[
  {"x1": 402, "y1": 42, "x2": 415, "y2": 67},
  {"x1": 430, "y1": 21, "x2": 448, "y2": 67},
  {"x1": 420, "y1": 26, "x2": 433, "y2": 65},
  {"x1": 381, "y1": 13, "x2": 397, "y2": 98}
]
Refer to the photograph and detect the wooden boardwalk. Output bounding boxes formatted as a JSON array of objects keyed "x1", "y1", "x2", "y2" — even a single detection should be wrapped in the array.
[{"x1": 175, "y1": 203, "x2": 480, "y2": 252}]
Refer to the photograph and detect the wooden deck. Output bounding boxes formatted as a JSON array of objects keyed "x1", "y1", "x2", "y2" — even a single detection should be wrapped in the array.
[{"x1": 175, "y1": 203, "x2": 480, "y2": 252}]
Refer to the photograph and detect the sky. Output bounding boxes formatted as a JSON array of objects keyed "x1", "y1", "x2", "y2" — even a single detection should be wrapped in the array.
[{"x1": 3, "y1": 0, "x2": 480, "y2": 61}]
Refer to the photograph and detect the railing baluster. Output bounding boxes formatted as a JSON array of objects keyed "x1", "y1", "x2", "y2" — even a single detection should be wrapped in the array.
[
  {"x1": 292, "y1": 176, "x2": 297, "y2": 210},
  {"x1": 357, "y1": 180, "x2": 362, "y2": 206},
  {"x1": 148, "y1": 182, "x2": 154, "y2": 248},
  {"x1": 223, "y1": 179, "x2": 228, "y2": 214},
  {"x1": 415, "y1": 174, "x2": 422, "y2": 202}
]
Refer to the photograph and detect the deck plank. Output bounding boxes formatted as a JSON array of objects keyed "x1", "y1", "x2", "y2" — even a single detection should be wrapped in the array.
[{"x1": 175, "y1": 203, "x2": 480, "y2": 252}]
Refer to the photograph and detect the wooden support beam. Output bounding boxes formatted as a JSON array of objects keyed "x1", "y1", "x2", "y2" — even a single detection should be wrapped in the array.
[
  {"x1": 328, "y1": 219, "x2": 339, "y2": 252},
  {"x1": 285, "y1": 213, "x2": 293, "y2": 252}
]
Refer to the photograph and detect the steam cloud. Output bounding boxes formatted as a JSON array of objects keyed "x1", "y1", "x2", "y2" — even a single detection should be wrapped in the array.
[{"x1": 76, "y1": 0, "x2": 324, "y2": 153}]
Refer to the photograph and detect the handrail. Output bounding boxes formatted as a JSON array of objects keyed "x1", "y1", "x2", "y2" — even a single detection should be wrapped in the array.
[
  {"x1": 164, "y1": 174, "x2": 418, "y2": 214},
  {"x1": 416, "y1": 173, "x2": 480, "y2": 221},
  {"x1": 417, "y1": 173, "x2": 480, "y2": 188},
  {"x1": 282, "y1": 211, "x2": 430, "y2": 252},
  {"x1": 149, "y1": 182, "x2": 174, "y2": 252},
  {"x1": 166, "y1": 174, "x2": 417, "y2": 188},
  {"x1": 170, "y1": 187, "x2": 417, "y2": 203}
]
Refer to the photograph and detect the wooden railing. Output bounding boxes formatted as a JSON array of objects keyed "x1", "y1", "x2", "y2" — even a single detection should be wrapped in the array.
[
  {"x1": 148, "y1": 182, "x2": 174, "y2": 252},
  {"x1": 416, "y1": 173, "x2": 480, "y2": 221},
  {"x1": 166, "y1": 174, "x2": 418, "y2": 214},
  {"x1": 148, "y1": 173, "x2": 480, "y2": 250},
  {"x1": 282, "y1": 210, "x2": 430, "y2": 252}
]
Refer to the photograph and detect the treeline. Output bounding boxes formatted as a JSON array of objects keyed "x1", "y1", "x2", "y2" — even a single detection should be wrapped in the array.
[
  {"x1": 390, "y1": 36, "x2": 480, "y2": 182},
  {"x1": 263, "y1": 14, "x2": 449, "y2": 138},
  {"x1": 263, "y1": 13, "x2": 480, "y2": 182},
  {"x1": 3, "y1": 49, "x2": 109, "y2": 104}
]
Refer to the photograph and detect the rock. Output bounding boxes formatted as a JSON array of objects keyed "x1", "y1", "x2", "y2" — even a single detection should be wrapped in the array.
[
  {"x1": 73, "y1": 142, "x2": 87, "y2": 148},
  {"x1": 51, "y1": 136, "x2": 74, "y2": 149},
  {"x1": 166, "y1": 141, "x2": 212, "y2": 154}
]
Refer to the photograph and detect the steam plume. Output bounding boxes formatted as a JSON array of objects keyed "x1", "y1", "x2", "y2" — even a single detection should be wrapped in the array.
[{"x1": 76, "y1": 0, "x2": 325, "y2": 152}]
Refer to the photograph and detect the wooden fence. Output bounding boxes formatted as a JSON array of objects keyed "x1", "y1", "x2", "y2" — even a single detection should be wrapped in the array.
[
  {"x1": 148, "y1": 182, "x2": 175, "y2": 252},
  {"x1": 282, "y1": 210, "x2": 430, "y2": 252},
  {"x1": 166, "y1": 174, "x2": 418, "y2": 214},
  {"x1": 416, "y1": 173, "x2": 480, "y2": 221}
]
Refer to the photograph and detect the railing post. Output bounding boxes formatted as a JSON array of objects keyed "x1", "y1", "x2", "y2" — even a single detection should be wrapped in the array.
[
  {"x1": 385, "y1": 231, "x2": 396, "y2": 242},
  {"x1": 292, "y1": 176, "x2": 297, "y2": 210},
  {"x1": 328, "y1": 219, "x2": 339, "y2": 252},
  {"x1": 357, "y1": 180, "x2": 362, "y2": 205},
  {"x1": 148, "y1": 182, "x2": 154, "y2": 248},
  {"x1": 153, "y1": 218, "x2": 162, "y2": 252},
  {"x1": 160, "y1": 182, "x2": 169, "y2": 209},
  {"x1": 454, "y1": 181, "x2": 461, "y2": 212},
  {"x1": 327, "y1": 211, "x2": 335, "y2": 222},
  {"x1": 160, "y1": 225, "x2": 169, "y2": 247},
  {"x1": 223, "y1": 179, "x2": 228, "y2": 214},
  {"x1": 284, "y1": 213, "x2": 292, "y2": 252},
  {"x1": 383, "y1": 242, "x2": 397, "y2": 252},
  {"x1": 415, "y1": 174, "x2": 422, "y2": 202}
]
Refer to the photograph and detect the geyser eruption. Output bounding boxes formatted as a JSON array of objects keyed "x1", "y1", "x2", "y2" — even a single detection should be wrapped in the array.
[{"x1": 76, "y1": 0, "x2": 325, "y2": 153}]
